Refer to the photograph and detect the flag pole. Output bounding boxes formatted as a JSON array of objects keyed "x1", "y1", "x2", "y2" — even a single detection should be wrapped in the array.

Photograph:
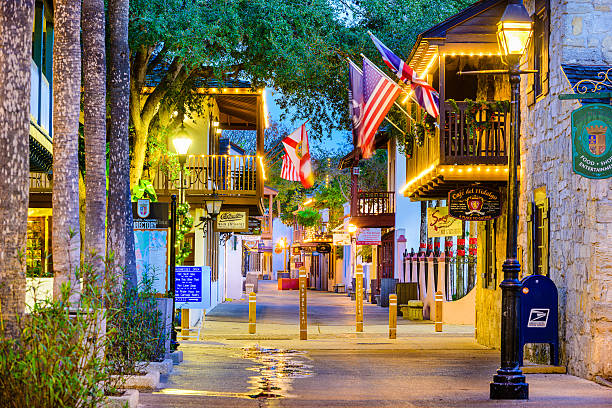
[
  {"x1": 336, "y1": 77, "x2": 407, "y2": 136},
  {"x1": 347, "y1": 58, "x2": 416, "y2": 124},
  {"x1": 360, "y1": 53, "x2": 420, "y2": 108}
]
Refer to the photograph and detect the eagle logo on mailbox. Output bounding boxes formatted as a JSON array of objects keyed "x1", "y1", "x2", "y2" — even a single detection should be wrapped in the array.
[{"x1": 137, "y1": 199, "x2": 150, "y2": 218}]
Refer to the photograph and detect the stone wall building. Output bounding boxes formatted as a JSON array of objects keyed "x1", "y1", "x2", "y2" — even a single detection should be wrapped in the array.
[
  {"x1": 517, "y1": 0, "x2": 612, "y2": 379},
  {"x1": 403, "y1": 0, "x2": 611, "y2": 382}
]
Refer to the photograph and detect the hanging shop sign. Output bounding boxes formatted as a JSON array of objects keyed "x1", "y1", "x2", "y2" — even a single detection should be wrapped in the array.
[
  {"x1": 132, "y1": 201, "x2": 169, "y2": 293},
  {"x1": 316, "y1": 243, "x2": 332, "y2": 254},
  {"x1": 215, "y1": 209, "x2": 249, "y2": 232},
  {"x1": 571, "y1": 103, "x2": 612, "y2": 179},
  {"x1": 333, "y1": 233, "x2": 351, "y2": 246},
  {"x1": 427, "y1": 206, "x2": 463, "y2": 238},
  {"x1": 356, "y1": 228, "x2": 381, "y2": 245},
  {"x1": 448, "y1": 186, "x2": 502, "y2": 221}
]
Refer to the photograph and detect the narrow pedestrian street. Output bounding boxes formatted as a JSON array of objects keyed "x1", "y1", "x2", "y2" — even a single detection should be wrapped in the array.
[{"x1": 139, "y1": 282, "x2": 612, "y2": 407}]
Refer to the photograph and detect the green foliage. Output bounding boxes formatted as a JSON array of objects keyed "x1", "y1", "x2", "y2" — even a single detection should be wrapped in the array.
[
  {"x1": 295, "y1": 208, "x2": 321, "y2": 227},
  {"x1": 131, "y1": 179, "x2": 158, "y2": 202},
  {"x1": 106, "y1": 270, "x2": 168, "y2": 377},
  {"x1": 0, "y1": 274, "x2": 111, "y2": 406},
  {"x1": 174, "y1": 202, "x2": 193, "y2": 265},
  {"x1": 448, "y1": 99, "x2": 511, "y2": 137}
]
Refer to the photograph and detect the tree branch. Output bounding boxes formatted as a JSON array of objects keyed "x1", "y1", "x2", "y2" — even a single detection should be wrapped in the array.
[
  {"x1": 141, "y1": 56, "x2": 184, "y2": 126},
  {"x1": 145, "y1": 44, "x2": 169, "y2": 77}
]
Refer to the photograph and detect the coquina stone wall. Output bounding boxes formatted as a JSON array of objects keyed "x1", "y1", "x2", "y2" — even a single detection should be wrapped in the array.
[{"x1": 518, "y1": 0, "x2": 612, "y2": 379}]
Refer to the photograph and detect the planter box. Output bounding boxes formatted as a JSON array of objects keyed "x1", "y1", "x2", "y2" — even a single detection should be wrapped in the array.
[
  {"x1": 111, "y1": 370, "x2": 160, "y2": 390},
  {"x1": 278, "y1": 278, "x2": 308, "y2": 290},
  {"x1": 155, "y1": 298, "x2": 173, "y2": 356},
  {"x1": 100, "y1": 389, "x2": 139, "y2": 408},
  {"x1": 166, "y1": 350, "x2": 183, "y2": 365},
  {"x1": 137, "y1": 359, "x2": 173, "y2": 376}
]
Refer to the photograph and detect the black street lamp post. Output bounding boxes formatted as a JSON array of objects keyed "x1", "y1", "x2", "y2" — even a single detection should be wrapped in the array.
[
  {"x1": 490, "y1": 0, "x2": 533, "y2": 400},
  {"x1": 169, "y1": 193, "x2": 178, "y2": 346},
  {"x1": 170, "y1": 124, "x2": 192, "y2": 348}
]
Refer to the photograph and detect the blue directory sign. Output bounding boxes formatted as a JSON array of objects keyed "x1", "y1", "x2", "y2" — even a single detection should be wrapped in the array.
[
  {"x1": 175, "y1": 266, "x2": 203, "y2": 302},
  {"x1": 518, "y1": 274, "x2": 559, "y2": 366},
  {"x1": 171, "y1": 265, "x2": 211, "y2": 309}
]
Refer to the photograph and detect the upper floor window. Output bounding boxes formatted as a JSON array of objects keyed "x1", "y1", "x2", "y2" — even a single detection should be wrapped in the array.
[
  {"x1": 528, "y1": 187, "x2": 549, "y2": 276},
  {"x1": 529, "y1": 0, "x2": 550, "y2": 104}
]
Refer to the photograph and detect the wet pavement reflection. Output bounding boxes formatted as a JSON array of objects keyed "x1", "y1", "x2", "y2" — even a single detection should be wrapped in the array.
[{"x1": 240, "y1": 345, "x2": 314, "y2": 399}]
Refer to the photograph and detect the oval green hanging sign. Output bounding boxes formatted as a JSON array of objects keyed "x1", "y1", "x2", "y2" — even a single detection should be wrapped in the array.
[{"x1": 571, "y1": 103, "x2": 612, "y2": 179}]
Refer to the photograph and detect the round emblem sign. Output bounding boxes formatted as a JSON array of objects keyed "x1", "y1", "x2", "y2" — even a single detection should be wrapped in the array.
[{"x1": 448, "y1": 186, "x2": 502, "y2": 221}]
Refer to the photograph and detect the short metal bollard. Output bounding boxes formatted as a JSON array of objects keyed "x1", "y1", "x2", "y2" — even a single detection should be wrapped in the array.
[
  {"x1": 435, "y1": 291, "x2": 443, "y2": 332},
  {"x1": 181, "y1": 308, "x2": 190, "y2": 340},
  {"x1": 248, "y1": 292, "x2": 256, "y2": 334},
  {"x1": 355, "y1": 265, "x2": 364, "y2": 332},
  {"x1": 299, "y1": 267, "x2": 307, "y2": 340},
  {"x1": 389, "y1": 294, "x2": 397, "y2": 339}
]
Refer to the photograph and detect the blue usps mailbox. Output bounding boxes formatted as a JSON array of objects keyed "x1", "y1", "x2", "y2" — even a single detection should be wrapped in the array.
[{"x1": 519, "y1": 274, "x2": 559, "y2": 366}]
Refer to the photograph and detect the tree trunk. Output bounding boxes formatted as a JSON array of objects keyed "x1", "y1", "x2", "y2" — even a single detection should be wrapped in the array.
[
  {"x1": 52, "y1": 0, "x2": 82, "y2": 299},
  {"x1": 0, "y1": 0, "x2": 33, "y2": 338},
  {"x1": 82, "y1": 0, "x2": 107, "y2": 287},
  {"x1": 108, "y1": 0, "x2": 137, "y2": 288}
]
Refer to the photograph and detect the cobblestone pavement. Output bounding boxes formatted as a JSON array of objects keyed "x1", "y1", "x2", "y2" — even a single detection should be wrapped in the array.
[{"x1": 139, "y1": 281, "x2": 612, "y2": 407}]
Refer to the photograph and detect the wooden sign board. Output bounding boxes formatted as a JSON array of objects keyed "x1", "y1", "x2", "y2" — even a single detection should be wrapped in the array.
[
  {"x1": 356, "y1": 228, "x2": 381, "y2": 245},
  {"x1": 571, "y1": 103, "x2": 612, "y2": 179},
  {"x1": 316, "y1": 243, "x2": 331, "y2": 254},
  {"x1": 427, "y1": 207, "x2": 462, "y2": 238},
  {"x1": 215, "y1": 209, "x2": 248, "y2": 232},
  {"x1": 448, "y1": 186, "x2": 502, "y2": 221},
  {"x1": 333, "y1": 233, "x2": 351, "y2": 246}
]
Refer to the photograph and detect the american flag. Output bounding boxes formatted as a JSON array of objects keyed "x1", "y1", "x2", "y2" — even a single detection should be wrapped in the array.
[
  {"x1": 369, "y1": 32, "x2": 439, "y2": 118},
  {"x1": 359, "y1": 56, "x2": 401, "y2": 159}
]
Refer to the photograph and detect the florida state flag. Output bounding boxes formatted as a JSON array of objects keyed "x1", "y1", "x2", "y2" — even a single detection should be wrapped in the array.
[{"x1": 280, "y1": 123, "x2": 314, "y2": 188}]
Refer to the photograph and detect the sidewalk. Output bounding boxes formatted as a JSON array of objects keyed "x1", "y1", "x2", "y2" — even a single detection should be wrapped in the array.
[{"x1": 139, "y1": 280, "x2": 612, "y2": 407}]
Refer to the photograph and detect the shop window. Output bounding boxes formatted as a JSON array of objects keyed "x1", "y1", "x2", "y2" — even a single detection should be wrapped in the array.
[
  {"x1": 528, "y1": 187, "x2": 549, "y2": 276},
  {"x1": 528, "y1": 0, "x2": 550, "y2": 105},
  {"x1": 482, "y1": 219, "x2": 497, "y2": 289}
]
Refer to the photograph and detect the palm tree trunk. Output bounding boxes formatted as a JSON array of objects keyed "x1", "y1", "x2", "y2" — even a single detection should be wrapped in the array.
[
  {"x1": 52, "y1": 0, "x2": 82, "y2": 299},
  {"x1": 0, "y1": 0, "x2": 34, "y2": 337},
  {"x1": 108, "y1": 0, "x2": 137, "y2": 288},
  {"x1": 82, "y1": 0, "x2": 107, "y2": 287}
]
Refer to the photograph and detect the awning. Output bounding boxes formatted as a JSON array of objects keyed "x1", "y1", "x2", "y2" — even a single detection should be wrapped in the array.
[{"x1": 560, "y1": 65, "x2": 612, "y2": 105}]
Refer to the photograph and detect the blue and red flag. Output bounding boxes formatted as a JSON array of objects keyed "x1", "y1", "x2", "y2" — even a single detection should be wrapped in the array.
[{"x1": 369, "y1": 32, "x2": 439, "y2": 118}]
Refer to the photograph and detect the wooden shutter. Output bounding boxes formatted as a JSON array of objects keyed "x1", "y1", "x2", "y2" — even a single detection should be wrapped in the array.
[
  {"x1": 542, "y1": 197, "x2": 549, "y2": 276},
  {"x1": 526, "y1": 202, "x2": 534, "y2": 275}
]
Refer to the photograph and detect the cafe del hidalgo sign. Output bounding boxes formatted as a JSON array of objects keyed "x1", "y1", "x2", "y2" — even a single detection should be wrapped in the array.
[{"x1": 571, "y1": 103, "x2": 612, "y2": 179}]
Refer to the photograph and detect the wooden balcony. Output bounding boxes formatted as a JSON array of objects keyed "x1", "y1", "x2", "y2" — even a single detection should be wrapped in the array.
[
  {"x1": 153, "y1": 154, "x2": 259, "y2": 196},
  {"x1": 351, "y1": 191, "x2": 395, "y2": 228},
  {"x1": 404, "y1": 101, "x2": 510, "y2": 200}
]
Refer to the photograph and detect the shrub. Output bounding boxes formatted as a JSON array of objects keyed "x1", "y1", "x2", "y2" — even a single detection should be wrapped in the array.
[
  {"x1": 106, "y1": 270, "x2": 168, "y2": 377},
  {"x1": 0, "y1": 279, "x2": 110, "y2": 408}
]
